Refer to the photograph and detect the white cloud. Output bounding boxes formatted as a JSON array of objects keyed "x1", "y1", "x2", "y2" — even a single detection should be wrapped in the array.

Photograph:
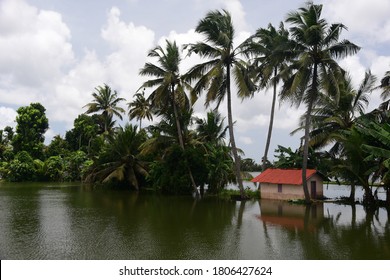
[
  {"x1": 239, "y1": 136, "x2": 253, "y2": 145},
  {"x1": 0, "y1": 0, "x2": 74, "y2": 87},
  {"x1": 101, "y1": 7, "x2": 155, "y2": 95},
  {"x1": 0, "y1": 2, "x2": 157, "y2": 133},
  {"x1": 339, "y1": 56, "x2": 367, "y2": 88},
  {"x1": 274, "y1": 106, "x2": 305, "y2": 130},
  {"x1": 222, "y1": 0, "x2": 249, "y2": 32},
  {"x1": 321, "y1": 0, "x2": 390, "y2": 44},
  {"x1": 48, "y1": 6, "x2": 157, "y2": 127},
  {"x1": 0, "y1": 107, "x2": 17, "y2": 128},
  {"x1": 44, "y1": 128, "x2": 58, "y2": 144},
  {"x1": 50, "y1": 50, "x2": 107, "y2": 125}
]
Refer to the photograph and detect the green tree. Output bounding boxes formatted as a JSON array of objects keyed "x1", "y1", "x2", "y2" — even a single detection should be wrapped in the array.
[
  {"x1": 379, "y1": 70, "x2": 390, "y2": 100},
  {"x1": 139, "y1": 40, "x2": 198, "y2": 195},
  {"x1": 371, "y1": 70, "x2": 390, "y2": 114},
  {"x1": 308, "y1": 72, "x2": 373, "y2": 147},
  {"x1": 194, "y1": 110, "x2": 235, "y2": 194},
  {"x1": 65, "y1": 114, "x2": 100, "y2": 154},
  {"x1": 84, "y1": 125, "x2": 148, "y2": 190},
  {"x1": 0, "y1": 126, "x2": 14, "y2": 161},
  {"x1": 359, "y1": 120, "x2": 390, "y2": 205},
  {"x1": 240, "y1": 158, "x2": 261, "y2": 172},
  {"x1": 332, "y1": 126, "x2": 374, "y2": 205},
  {"x1": 205, "y1": 145, "x2": 235, "y2": 193},
  {"x1": 281, "y1": 2, "x2": 360, "y2": 203},
  {"x1": 299, "y1": 72, "x2": 375, "y2": 201},
  {"x1": 44, "y1": 156, "x2": 64, "y2": 181},
  {"x1": 128, "y1": 90, "x2": 153, "y2": 129},
  {"x1": 141, "y1": 107, "x2": 201, "y2": 194},
  {"x1": 12, "y1": 103, "x2": 49, "y2": 159},
  {"x1": 63, "y1": 150, "x2": 90, "y2": 181},
  {"x1": 0, "y1": 126, "x2": 14, "y2": 144},
  {"x1": 195, "y1": 110, "x2": 228, "y2": 145},
  {"x1": 84, "y1": 84, "x2": 125, "y2": 135},
  {"x1": 2, "y1": 151, "x2": 36, "y2": 181},
  {"x1": 185, "y1": 10, "x2": 256, "y2": 199},
  {"x1": 46, "y1": 135, "x2": 69, "y2": 158},
  {"x1": 273, "y1": 145, "x2": 331, "y2": 174}
]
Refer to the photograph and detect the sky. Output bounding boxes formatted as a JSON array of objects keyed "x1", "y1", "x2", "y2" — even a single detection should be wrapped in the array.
[{"x1": 1, "y1": 0, "x2": 390, "y2": 163}]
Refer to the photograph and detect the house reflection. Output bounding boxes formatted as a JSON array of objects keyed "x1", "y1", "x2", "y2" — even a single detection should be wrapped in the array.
[{"x1": 257, "y1": 200, "x2": 324, "y2": 231}]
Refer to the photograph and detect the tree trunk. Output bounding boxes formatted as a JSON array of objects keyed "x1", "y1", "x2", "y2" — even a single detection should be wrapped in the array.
[
  {"x1": 302, "y1": 64, "x2": 318, "y2": 204},
  {"x1": 171, "y1": 85, "x2": 199, "y2": 196},
  {"x1": 351, "y1": 203, "x2": 356, "y2": 229},
  {"x1": 302, "y1": 97, "x2": 314, "y2": 204},
  {"x1": 262, "y1": 68, "x2": 277, "y2": 172},
  {"x1": 386, "y1": 186, "x2": 390, "y2": 205},
  {"x1": 349, "y1": 181, "x2": 356, "y2": 202},
  {"x1": 226, "y1": 64, "x2": 246, "y2": 199},
  {"x1": 362, "y1": 182, "x2": 375, "y2": 206}
]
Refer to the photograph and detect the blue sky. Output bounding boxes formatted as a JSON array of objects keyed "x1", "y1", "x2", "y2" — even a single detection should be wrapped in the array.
[{"x1": 1, "y1": 0, "x2": 390, "y2": 162}]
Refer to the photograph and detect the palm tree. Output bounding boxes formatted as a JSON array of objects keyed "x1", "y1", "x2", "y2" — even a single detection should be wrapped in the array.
[
  {"x1": 128, "y1": 89, "x2": 153, "y2": 129},
  {"x1": 84, "y1": 84, "x2": 125, "y2": 134},
  {"x1": 185, "y1": 9, "x2": 256, "y2": 199},
  {"x1": 332, "y1": 126, "x2": 375, "y2": 205},
  {"x1": 281, "y1": 2, "x2": 360, "y2": 203},
  {"x1": 195, "y1": 110, "x2": 228, "y2": 145},
  {"x1": 305, "y1": 72, "x2": 375, "y2": 150},
  {"x1": 359, "y1": 120, "x2": 390, "y2": 205},
  {"x1": 379, "y1": 70, "x2": 390, "y2": 100},
  {"x1": 139, "y1": 40, "x2": 198, "y2": 195},
  {"x1": 246, "y1": 22, "x2": 292, "y2": 170},
  {"x1": 84, "y1": 124, "x2": 148, "y2": 190},
  {"x1": 371, "y1": 70, "x2": 390, "y2": 114},
  {"x1": 195, "y1": 110, "x2": 234, "y2": 194},
  {"x1": 292, "y1": 72, "x2": 375, "y2": 201}
]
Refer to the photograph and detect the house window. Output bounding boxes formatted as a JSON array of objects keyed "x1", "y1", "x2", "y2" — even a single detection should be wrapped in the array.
[{"x1": 278, "y1": 184, "x2": 282, "y2": 193}]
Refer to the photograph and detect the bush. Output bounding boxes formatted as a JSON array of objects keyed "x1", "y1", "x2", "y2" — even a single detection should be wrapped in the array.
[{"x1": 5, "y1": 151, "x2": 36, "y2": 181}]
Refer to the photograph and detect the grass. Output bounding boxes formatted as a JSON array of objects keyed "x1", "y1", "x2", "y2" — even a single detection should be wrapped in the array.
[{"x1": 217, "y1": 188, "x2": 260, "y2": 201}]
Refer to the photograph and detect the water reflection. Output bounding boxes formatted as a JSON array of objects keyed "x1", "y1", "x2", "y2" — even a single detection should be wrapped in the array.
[
  {"x1": 258, "y1": 200, "x2": 324, "y2": 232},
  {"x1": 256, "y1": 200, "x2": 390, "y2": 259},
  {"x1": 0, "y1": 182, "x2": 389, "y2": 259}
]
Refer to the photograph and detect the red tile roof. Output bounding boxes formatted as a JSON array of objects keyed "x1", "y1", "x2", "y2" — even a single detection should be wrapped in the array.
[{"x1": 251, "y1": 168, "x2": 318, "y2": 185}]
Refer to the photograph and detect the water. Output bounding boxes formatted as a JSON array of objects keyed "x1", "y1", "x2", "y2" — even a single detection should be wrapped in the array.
[{"x1": 0, "y1": 182, "x2": 389, "y2": 259}]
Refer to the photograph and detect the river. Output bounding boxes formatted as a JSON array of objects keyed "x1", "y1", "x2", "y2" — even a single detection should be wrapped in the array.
[{"x1": 0, "y1": 182, "x2": 389, "y2": 259}]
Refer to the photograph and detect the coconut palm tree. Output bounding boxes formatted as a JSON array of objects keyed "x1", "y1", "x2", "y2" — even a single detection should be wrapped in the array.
[
  {"x1": 280, "y1": 2, "x2": 360, "y2": 203},
  {"x1": 128, "y1": 90, "x2": 153, "y2": 129},
  {"x1": 139, "y1": 40, "x2": 198, "y2": 195},
  {"x1": 332, "y1": 125, "x2": 375, "y2": 205},
  {"x1": 84, "y1": 124, "x2": 148, "y2": 190},
  {"x1": 291, "y1": 72, "x2": 375, "y2": 200},
  {"x1": 245, "y1": 22, "x2": 292, "y2": 170},
  {"x1": 185, "y1": 9, "x2": 256, "y2": 199},
  {"x1": 359, "y1": 120, "x2": 390, "y2": 205},
  {"x1": 379, "y1": 70, "x2": 390, "y2": 100},
  {"x1": 304, "y1": 72, "x2": 375, "y2": 151},
  {"x1": 84, "y1": 84, "x2": 125, "y2": 134},
  {"x1": 371, "y1": 70, "x2": 390, "y2": 115},
  {"x1": 195, "y1": 110, "x2": 234, "y2": 194},
  {"x1": 195, "y1": 110, "x2": 228, "y2": 145},
  {"x1": 315, "y1": 72, "x2": 375, "y2": 200}
]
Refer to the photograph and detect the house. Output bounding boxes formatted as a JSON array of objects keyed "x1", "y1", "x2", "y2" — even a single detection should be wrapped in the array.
[{"x1": 251, "y1": 168, "x2": 325, "y2": 200}]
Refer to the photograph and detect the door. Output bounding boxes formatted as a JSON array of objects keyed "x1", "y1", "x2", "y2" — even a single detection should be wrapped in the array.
[{"x1": 310, "y1": 181, "x2": 317, "y2": 199}]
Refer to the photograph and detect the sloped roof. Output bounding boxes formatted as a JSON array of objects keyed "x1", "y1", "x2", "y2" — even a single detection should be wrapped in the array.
[{"x1": 251, "y1": 168, "x2": 318, "y2": 185}]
